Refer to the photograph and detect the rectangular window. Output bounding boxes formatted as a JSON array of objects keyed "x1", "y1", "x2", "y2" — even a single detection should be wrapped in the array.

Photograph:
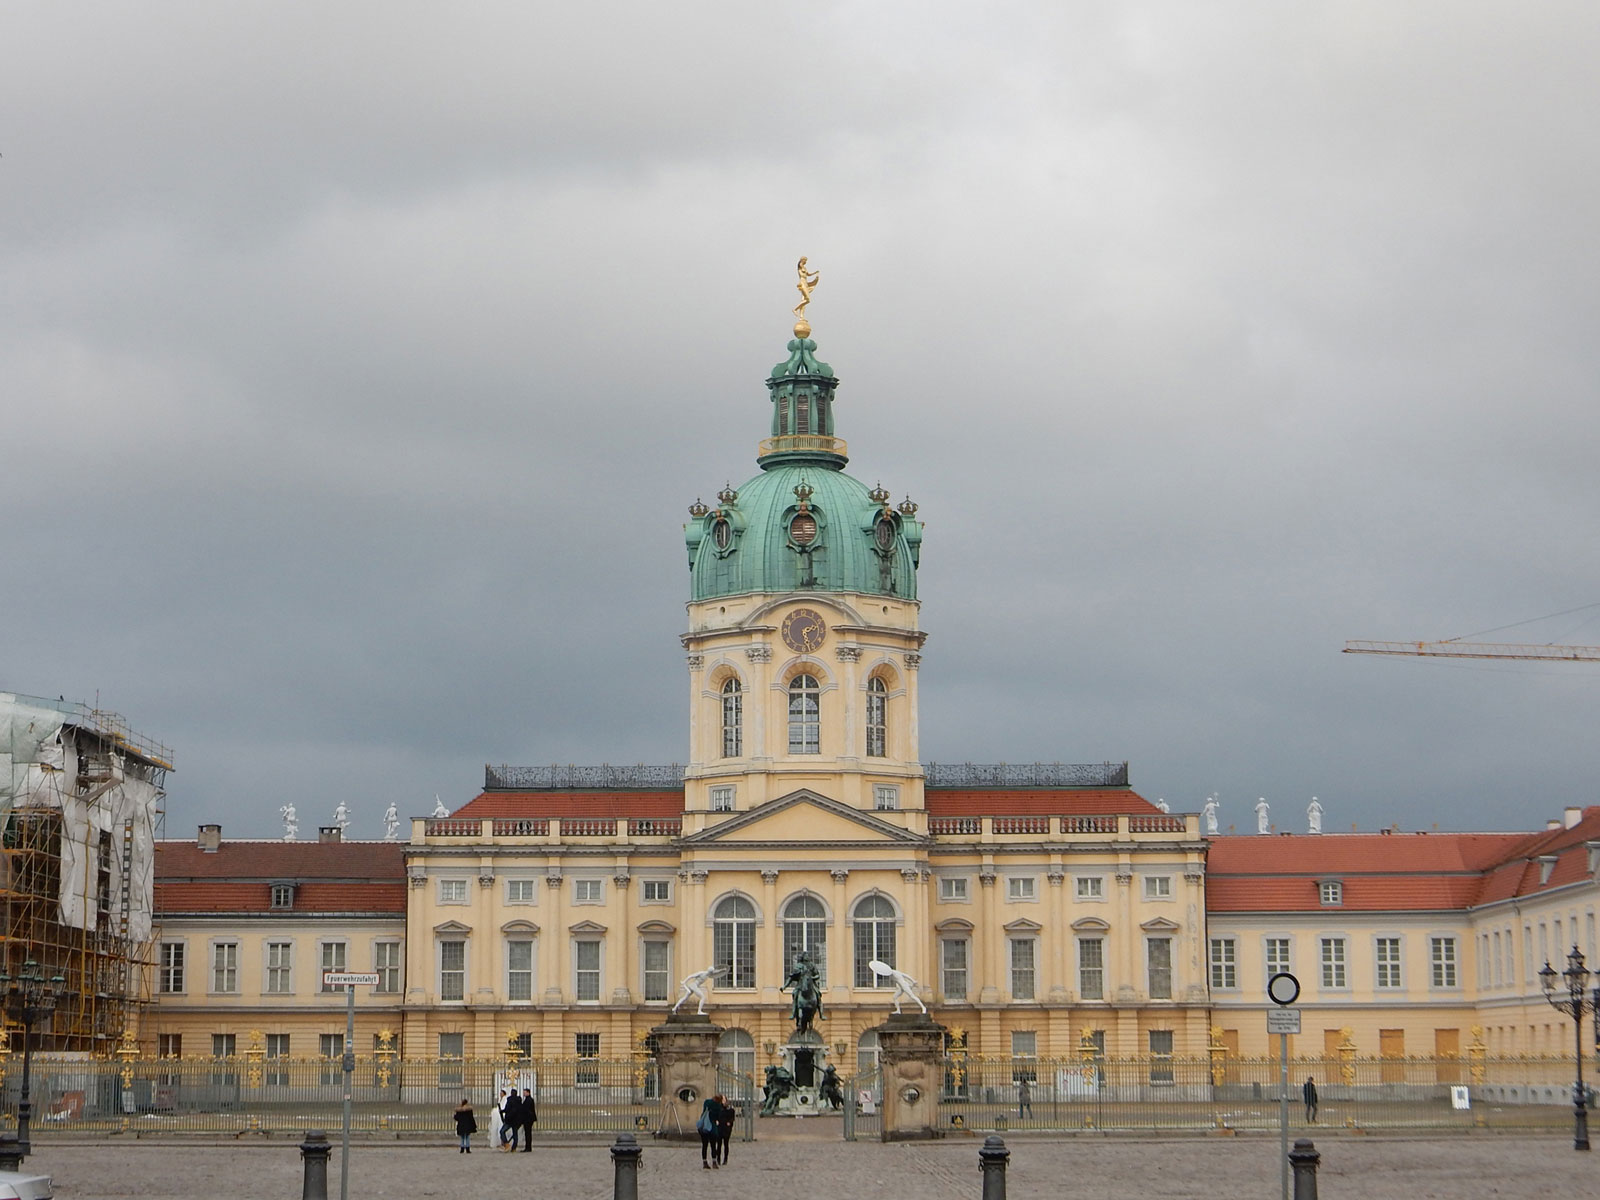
[
  {"x1": 320, "y1": 942, "x2": 347, "y2": 991},
  {"x1": 157, "y1": 1033, "x2": 182, "y2": 1059},
  {"x1": 939, "y1": 876, "x2": 969, "y2": 902},
  {"x1": 374, "y1": 941, "x2": 402, "y2": 993},
  {"x1": 1007, "y1": 876, "x2": 1036, "y2": 902},
  {"x1": 438, "y1": 939, "x2": 465, "y2": 1001},
  {"x1": 1148, "y1": 1030, "x2": 1175, "y2": 1083},
  {"x1": 266, "y1": 941, "x2": 293, "y2": 994},
  {"x1": 507, "y1": 939, "x2": 534, "y2": 1001},
  {"x1": 643, "y1": 940, "x2": 671, "y2": 1001},
  {"x1": 212, "y1": 1033, "x2": 236, "y2": 1058},
  {"x1": 1076, "y1": 876, "x2": 1104, "y2": 900},
  {"x1": 873, "y1": 784, "x2": 899, "y2": 811},
  {"x1": 438, "y1": 1032, "x2": 464, "y2": 1087},
  {"x1": 1009, "y1": 938, "x2": 1036, "y2": 1000},
  {"x1": 1209, "y1": 937, "x2": 1237, "y2": 990},
  {"x1": 1431, "y1": 936, "x2": 1458, "y2": 988},
  {"x1": 941, "y1": 938, "x2": 968, "y2": 1001},
  {"x1": 575, "y1": 939, "x2": 602, "y2": 1001},
  {"x1": 575, "y1": 1032, "x2": 601, "y2": 1083},
  {"x1": 319, "y1": 1033, "x2": 345, "y2": 1086},
  {"x1": 642, "y1": 878, "x2": 672, "y2": 902},
  {"x1": 710, "y1": 785, "x2": 735, "y2": 812},
  {"x1": 1376, "y1": 937, "x2": 1403, "y2": 989},
  {"x1": 506, "y1": 879, "x2": 537, "y2": 904},
  {"x1": 270, "y1": 883, "x2": 294, "y2": 909},
  {"x1": 1266, "y1": 937, "x2": 1291, "y2": 984},
  {"x1": 1320, "y1": 880, "x2": 1343, "y2": 906},
  {"x1": 1320, "y1": 937, "x2": 1347, "y2": 989},
  {"x1": 438, "y1": 878, "x2": 468, "y2": 904},
  {"x1": 265, "y1": 1033, "x2": 290, "y2": 1085},
  {"x1": 1143, "y1": 875, "x2": 1172, "y2": 899},
  {"x1": 574, "y1": 878, "x2": 603, "y2": 903},
  {"x1": 160, "y1": 942, "x2": 185, "y2": 993},
  {"x1": 1010, "y1": 1029, "x2": 1037, "y2": 1070},
  {"x1": 1147, "y1": 937, "x2": 1173, "y2": 999},
  {"x1": 1078, "y1": 937, "x2": 1105, "y2": 1001}
]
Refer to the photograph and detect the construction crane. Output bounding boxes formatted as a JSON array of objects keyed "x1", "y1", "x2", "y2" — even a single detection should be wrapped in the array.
[{"x1": 1344, "y1": 640, "x2": 1600, "y2": 661}]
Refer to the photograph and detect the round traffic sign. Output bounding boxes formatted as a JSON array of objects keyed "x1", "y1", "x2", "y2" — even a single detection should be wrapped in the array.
[{"x1": 1266, "y1": 971, "x2": 1301, "y2": 1006}]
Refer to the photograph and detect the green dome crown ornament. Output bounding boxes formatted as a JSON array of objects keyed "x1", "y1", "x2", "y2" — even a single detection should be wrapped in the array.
[{"x1": 685, "y1": 261, "x2": 923, "y2": 602}]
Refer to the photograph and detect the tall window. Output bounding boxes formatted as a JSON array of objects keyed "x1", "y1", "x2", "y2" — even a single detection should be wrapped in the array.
[
  {"x1": 1148, "y1": 1030, "x2": 1175, "y2": 1083},
  {"x1": 212, "y1": 1033, "x2": 236, "y2": 1057},
  {"x1": 941, "y1": 938, "x2": 968, "y2": 1001},
  {"x1": 160, "y1": 942, "x2": 185, "y2": 993},
  {"x1": 1078, "y1": 937, "x2": 1105, "y2": 1000},
  {"x1": 643, "y1": 940, "x2": 671, "y2": 1001},
  {"x1": 266, "y1": 941, "x2": 293, "y2": 994},
  {"x1": 265, "y1": 1033, "x2": 290, "y2": 1086},
  {"x1": 853, "y1": 894, "x2": 897, "y2": 986},
  {"x1": 1009, "y1": 938, "x2": 1036, "y2": 1000},
  {"x1": 1209, "y1": 937, "x2": 1237, "y2": 989},
  {"x1": 1265, "y1": 937, "x2": 1291, "y2": 985},
  {"x1": 714, "y1": 895, "x2": 757, "y2": 988},
  {"x1": 574, "y1": 939, "x2": 602, "y2": 1001},
  {"x1": 157, "y1": 1033, "x2": 181, "y2": 1059},
  {"x1": 717, "y1": 1028, "x2": 755, "y2": 1078},
  {"x1": 575, "y1": 1032, "x2": 601, "y2": 1083},
  {"x1": 374, "y1": 941, "x2": 401, "y2": 993},
  {"x1": 438, "y1": 940, "x2": 465, "y2": 1001},
  {"x1": 865, "y1": 676, "x2": 887, "y2": 757},
  {"x1": 507, "y1": 939, "x2": 534, "y2": 1001},
  {"x1": 721, "y1": 678, "x2": 742, "y2": 757},
  {"x1": 1147, "y1": 937, "x2": 1172, "y2": 1000},
  {"x1": 782, "y1": 894, "x2": 828, "y2": 984},
  {"x1": 788, "y1": 674, "x2": 820, "y2": 754},
  {"x1": 320, "y1": 942, "x2": 347, "y2": 992},
  {"x1": 438, "y1": 1032, "x2": 464, "y2": 1087},
  {"x1": 1320, "y1": 937, "x2": 1347, "y2": 988},
  {"x1": 1431, "y1": 936, "x2": 1458, "y2": 987},
  {"x1": 1376, "y1": 937, "x2": 1402, "y2": 988},
  {"x1": 319, "y1": 1033, "x2": 345, "y2": 1086}
]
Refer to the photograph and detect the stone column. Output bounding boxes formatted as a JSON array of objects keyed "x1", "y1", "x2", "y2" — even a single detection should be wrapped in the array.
[
  {"x1": 650, "y1": 1014, "x2": 723, "y2": 1141},
  {"x1": 871, "y1": 1011, "x2": 948, "y2": 1141}
]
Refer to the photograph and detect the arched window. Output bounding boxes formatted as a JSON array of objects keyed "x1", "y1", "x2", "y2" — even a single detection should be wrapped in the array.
[
  {"x1": 788, "y1": 674, "x2": 820, "y2": 755},
  {"x1": 713, "y1": 895, "x2": 756, "y2": 988},
  {"x1": 857, "y1": 1029, "x2": 881, "y2": 1079},
  {"x1": 721, "y1": 677, "x2": 742, "y2": 758},
  {"x1": 782, "y1": 894, "x2": 828, "y2": 985},
  {"x1": 852, "y1": 894, "x2": 897, "y2": 987},
  {"x1": 865, "y1": 676, "x2": 887, "y2": 758},
  {"x1": 718, "y1": 1028, "x2": 755, "y2": 1079}
]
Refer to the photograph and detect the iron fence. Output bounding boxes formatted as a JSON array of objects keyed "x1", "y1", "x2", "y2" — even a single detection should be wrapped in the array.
[
  {"x1": 842, "y1": 1067, "x2": 882, "y2": 1140},
  {"x1": 715, "y1": 1065, "x2": 756, "y2": 1141}
]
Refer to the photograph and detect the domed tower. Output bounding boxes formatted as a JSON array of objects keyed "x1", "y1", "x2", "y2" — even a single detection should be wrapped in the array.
[{"x1": 681, "y1": 271, "x2": 926, "y2": 828}]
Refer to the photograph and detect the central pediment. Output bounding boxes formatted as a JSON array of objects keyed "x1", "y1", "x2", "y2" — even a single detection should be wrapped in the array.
[{"x1": 681, "y1": 788, "x2": 927, "y2": 847}]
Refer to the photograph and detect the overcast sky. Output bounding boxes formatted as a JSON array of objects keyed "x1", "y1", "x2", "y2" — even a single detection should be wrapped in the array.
[{"x1": 5, "y1": 2, "x2": 1598, "y2": 841}]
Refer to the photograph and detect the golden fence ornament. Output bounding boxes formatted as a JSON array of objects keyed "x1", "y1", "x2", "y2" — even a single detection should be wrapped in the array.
[
  {"x1": 375, "y1": 1029, "x2": 396, "y2": 1088},
  {"x1": 244, "y1": 1029, "x2": 265, "y2": 1087},
  {"x1": 504, "y1": 1031, "x2": 521, "y2": 1068},
  {"x1": 117, "y1": 1028, "x2": 139, "y2": 1090},
  {"x1": 1207, "y1": 1027, "x2": 1229, "y2": 1086},
  {"x1": 1467, "y1": 1025, "x2": 1488, "y2": 1085},
  {"x1": 1337, "y1": 1028, "x2": 1358, "y2": 1085}
]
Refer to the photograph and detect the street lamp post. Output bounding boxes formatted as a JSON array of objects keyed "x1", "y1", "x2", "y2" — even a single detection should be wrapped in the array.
[
  {"x1": 1539, "y1": 946, "x2": 1599, "y2": 1153},
  {"x1": 0, "y1": 960, "x2": 65, "y2": 1164}
]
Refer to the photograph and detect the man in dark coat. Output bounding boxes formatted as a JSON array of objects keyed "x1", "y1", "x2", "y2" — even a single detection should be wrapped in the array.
[
  {"x1": 499, "y1": 1088, "x2": 522, "y2": 1150},
  {"x1": 518, "y1": 1086, "x2": 537, "y2": 1149}
]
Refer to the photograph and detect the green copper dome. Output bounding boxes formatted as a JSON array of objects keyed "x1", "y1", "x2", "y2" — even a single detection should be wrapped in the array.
[{"x1": 685, "y1": 334, "x2": 923, "y2": 601}]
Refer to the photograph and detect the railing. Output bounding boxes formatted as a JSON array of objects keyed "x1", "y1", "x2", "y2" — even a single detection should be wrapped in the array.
[
  {"x1": 929, "y1": 816, "x2": 981, "y2": 836},
  {"x1": 484, "y1": 761, "x2": 1132, "y2": 791},
  {"x1": 929, "y1": 814, "x2": 1181, "y2": 838},
  {"x1": 1129, "y1": 815, "x2": 1186, "y2": 833},
  {"x1": 1063, "y1": 815, "x2": 1118, "y2": 834},
  {"x1": 627, "y1": 817, "x2": 682, "y2": 837},
  {"x1": 559, "y1": 818, "x2": 617, "y2": 837},
  {"x1": 757, "y1": 434, "x2": 848, "y2": 459},
  {"x1": 492, "y1": 818, "x2": 549, "y2": 836},
  {"x1": 993, "y1": 816, "x2": 1049, "y2": 835},
  {"x1": 424, "y1": 819, "x2": 481, "y2": 837},
  {"x1": 842, "y1": 1066, "x2": 882, "y2": 1141},
  {"x1": 925, "y1": 762, "x2": 1129, "y2": 788},
  {"x1": 486, "y1": 764, "x2": 687, "y2": 790}
]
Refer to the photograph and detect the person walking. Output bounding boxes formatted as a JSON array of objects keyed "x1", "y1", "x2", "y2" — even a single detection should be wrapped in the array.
[
  {"x1": 453, "y1": 1097, "x2": 477, "y2": 1153},
  {"x1": 1303, "y1": 1076, "x2": 1318, "y2": 1123},
  {"x1": 518, "y1": 1086, "x2": 537, "y2": 1150},
  {"x1": 697, "y1": 1094, "x2": 720, "y2": 1168},
  {"x1": 498, "y1": 1088, "x2": 521, "y2": 1150},
  {"x1": 1017, "y1": 1076, "x2": 1033, "y2": 1120},
  {"x1": 712, "y1": 1093, "x2": 735, "y2": 1167}
]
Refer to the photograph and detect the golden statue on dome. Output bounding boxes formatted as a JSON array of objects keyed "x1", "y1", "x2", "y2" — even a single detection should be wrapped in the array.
[{"x1": 792, "y1": 256, "x2": 820, "y2": 337}]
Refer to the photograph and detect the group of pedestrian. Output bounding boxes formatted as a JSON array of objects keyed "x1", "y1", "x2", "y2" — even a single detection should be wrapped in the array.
[
  {"x1": 696, "y1": 1093, "x2": 735, "y2": 1169},
  {"x1": 451, "y1": 1087, "x2": 538, "y2": 1153}
]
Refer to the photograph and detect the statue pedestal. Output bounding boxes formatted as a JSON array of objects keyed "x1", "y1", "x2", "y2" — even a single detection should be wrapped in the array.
[
  {"x1": 773, "y1": 1028, "x2": 827, "y2": 1117},
  {"x1": 871, "y1": 1012, "x2": 948, "y2": 1141},
  {"x1": 650, "y1": 1014, "x2": 723, "y2": 1141}
]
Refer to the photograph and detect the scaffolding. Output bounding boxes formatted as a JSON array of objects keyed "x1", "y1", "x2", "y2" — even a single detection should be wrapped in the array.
[{"x1": 1, "y1": 692, "x2": 170, "y2": 1053}]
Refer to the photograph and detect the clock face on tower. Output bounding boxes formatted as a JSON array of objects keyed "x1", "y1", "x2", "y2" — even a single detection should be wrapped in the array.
[{"x1": 780, "y1": 608, "x2": 827, "y2": 653}]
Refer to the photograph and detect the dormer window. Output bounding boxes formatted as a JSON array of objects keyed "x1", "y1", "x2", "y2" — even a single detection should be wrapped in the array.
[
  {"x1": 270, "y1": 884, "x2": 295, "y2": 909},
  {"x1": 1319, "y1": 880, "x2": 1343, "y2": 906}
]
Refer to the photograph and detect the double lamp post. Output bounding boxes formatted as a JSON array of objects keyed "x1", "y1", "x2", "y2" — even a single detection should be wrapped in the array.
[
  {"x1": 1539, "y1": 945, "x2": 1600, "y2": 1152},
  {"x1": 0, "y1": 960, "x2": 65, "y2": 1168}
]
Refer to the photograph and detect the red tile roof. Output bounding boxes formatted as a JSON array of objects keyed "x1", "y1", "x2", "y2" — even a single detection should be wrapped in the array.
[
  {"x1": 155, "y1": 881, "x2": 406, "y2": 914},
  {"x1": 156, "y1": 839, "x2": 405, "y2": 881}
]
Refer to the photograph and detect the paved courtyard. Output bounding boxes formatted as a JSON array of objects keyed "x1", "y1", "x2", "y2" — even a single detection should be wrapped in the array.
[{"x1": 16, "y1": 1131, "x2": 1587, "y2": 1199}]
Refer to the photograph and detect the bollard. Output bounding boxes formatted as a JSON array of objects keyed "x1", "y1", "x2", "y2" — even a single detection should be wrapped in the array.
[
  {"x1": 299, "y1": 1129, "x2": 332, "y2": 1200},
  {"x1": 1289, "y1": 1138, "x2": 1320, "y2": 1200},
  {"x1": 610, "y1": 1131, "x2": 643, "y2": 1200},
  {"x1": 979, "y1": 1134, "x2": 1010, "y2": 1200}
]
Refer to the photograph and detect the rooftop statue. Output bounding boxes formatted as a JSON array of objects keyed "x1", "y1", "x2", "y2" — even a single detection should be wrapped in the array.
[
  {"x1": 332, "y1": 801, "x2": 350, "y2": 831},
  {"x1": 782, "y1": 950, "x2": 824, "y2": 1033},
  {"x1": 1255, "y1": 798, "x2": 1271, "y2": 834},
  {"x1": 383, "y1": 802, "x2": 400, "y2": 841},
  {"x1": 869, "y1": 959, "x2": 927, "y2": 1015},
  {"x1": 792, "y1": 256, "x2": 820, "y2": 329},
  {"x1": 1202, "y1": 797, "x2": 1219, "y2": 836},
  {"x1": 279, "y1": 804, "x2": 298, "y2": 841},
  {"x1": 1307, "y1": 797, "x2": 1324, "y2": 835}
]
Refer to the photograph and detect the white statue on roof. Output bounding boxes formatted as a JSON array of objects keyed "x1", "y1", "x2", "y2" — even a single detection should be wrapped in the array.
[
  {"x1": 1155, "y1": 798, "x2": 1170, "y2": 813},
  {"x1": 1255, "y1": 798, "x2": 1270, "y2": 834},
  {"x1": 383, "y1": 802, "x2": 400, "y2": 840},
  {"x1": 279, "y1": 804, "x2": 298, "y2": 841},
  {"x1": 432, "y1": 795, "x2": 449, "y2": 818},
  {"x1": 332, "y1": 801, "x2": 350, "y2": 832},
  {"x1": 1307, "y1": 797, "x2": 1324, "y2": 835},
  {"x1": 1202, "y1": 797, "x2": 1219, "y2": 836}
]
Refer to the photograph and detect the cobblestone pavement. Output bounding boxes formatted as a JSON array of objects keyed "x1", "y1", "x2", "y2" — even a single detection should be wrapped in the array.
[{"x1": 21, "y1": 1131, "x2": 1589, "y2": 1199}]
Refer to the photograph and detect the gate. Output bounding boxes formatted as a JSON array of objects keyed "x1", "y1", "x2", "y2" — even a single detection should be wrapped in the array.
[
  {"x1": 715, "y1": 1065, "x2": 756, "y2": 1141},
  {"x1": 842, "y1": 1067, "x2": 881, "y2": 1141}
]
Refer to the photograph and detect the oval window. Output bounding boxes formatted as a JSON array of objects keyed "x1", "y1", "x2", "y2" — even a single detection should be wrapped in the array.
[
  {"x1": 711, "y1": 518, "x2": 733, "y2": 551},
  {"x1": 790, "y1": 513, "x2": 818, "y2": 546},
  {"x1": 874, "y1": 516, "x2": 895, "y2": 552}
]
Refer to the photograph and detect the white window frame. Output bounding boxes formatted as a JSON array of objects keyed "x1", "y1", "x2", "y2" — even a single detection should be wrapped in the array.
[
  {"x1": 1375, "y1": 935, "x2": 1403, "y2": 989},
  {"x1": 1320, "y1": 936, "x2": 1348, "y2": 989},
  {"x1": 641, "y1": 878, "x2": 672, "y2": 903},
  {"x1": 1009, "y1": 936, "x2": 1037, "y2": 1001},
  {"x1": 437, "y1": 938, "x2": 467, "y2": 1002},
  {"x1": 940, "y1": 936, "x2": 969, "y2": 1001},
  {"x1": 1265, "y1": 936, "x2": 1291, "y2": 986},
  {"x1": 873, "y1": 784, "x2": 899, "y2": 811},
  {"x1": 1430, "y1": 935, "x2": 1459, "y2": 988},
  {"x1": 159, "y1": 940, "x2": 186, "y2": 994},
  {"x1": 1078, "y1": 937, "x2": 1105, "y2": 1001},
  {"x1": 642, "y1": 938, "x2": 672, "y2": 1002},
  {"x1": 373, "y1": 940, "x2": 402, "y2": 994},
  {"x1": 574, "y1": 937, "x2": 603, "y2": 1002},
  {"x1": 574, "y1": 878, "x2": 604, "y2": 904},
  {"x1": 506, "y1": 937, "x2": 536, "y2": 1002},
  {"x1": 709, "y1": 785, "x2": 736, "y2": 812},
  {"x1": 210, "y1": 941, "x2": 239, "y2": 994},
  {"x1": 938, "y1": 876, "x2": 970, "y2": 903},
  {"x1": 505, "y1": 878, "x2": 537, "y2": 904},
  {"x1": 1209, "y1": 937, "x2": 1237, "y2": 990},
  {"x1": 1143, "y1": 875, "x2": 1173, "y2": 900},
  {"x1": 1146, "y1": 936, "x2": 1173, "y2": 1000},
  {"x1": 1319, "y1": 880, "x2": 1343, "y2": 906},
  {"x1": 1006, "y1": 876, "x2": 1037, "y2": 902},
  {"x1": 438, "y1": 878, "x2": 469, "y2": 905},
  {"x1": 1076, "y1": 875, "x2": 1104, "y2": 900},
  {"x1": 319, "y1": 940, "x2": 348, "y2": 992},
  {"x1": 265, "y1": 940, "x2": 294, "y2": 995}
]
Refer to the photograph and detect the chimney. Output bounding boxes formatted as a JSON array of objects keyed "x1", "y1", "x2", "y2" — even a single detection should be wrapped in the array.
[
  {"x1": 197, "y1": 824, "x2": 221, "y2": 852},
  {"x1": 1564, "y1": 806, "x2": 1582, "y2": 829},
  {"x1": 318, "y1": 825, "x2": 342, "y2": 844}
]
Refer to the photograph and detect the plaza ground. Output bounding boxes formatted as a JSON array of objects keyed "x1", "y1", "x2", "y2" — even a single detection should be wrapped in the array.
[{"x1": 17, "y1": 1130, "x2": 1587, "y2": 1199}]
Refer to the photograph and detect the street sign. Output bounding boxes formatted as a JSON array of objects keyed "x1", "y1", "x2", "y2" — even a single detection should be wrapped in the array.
[
  {"x1": 1266, "y1": 1008, "x2": 1302, "y2": 1035},
  {"x1": 1266, "y1": 972, "x2": 1301, "y2": 1006},
  {"x1": 323, "y1": 972, "x2": 380, "y2": 986}
]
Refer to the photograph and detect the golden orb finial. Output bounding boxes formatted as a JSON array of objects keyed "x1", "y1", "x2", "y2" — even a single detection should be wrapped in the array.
[{"x1": 792, "y1": 256, "x2": 819, "y2": 337}]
